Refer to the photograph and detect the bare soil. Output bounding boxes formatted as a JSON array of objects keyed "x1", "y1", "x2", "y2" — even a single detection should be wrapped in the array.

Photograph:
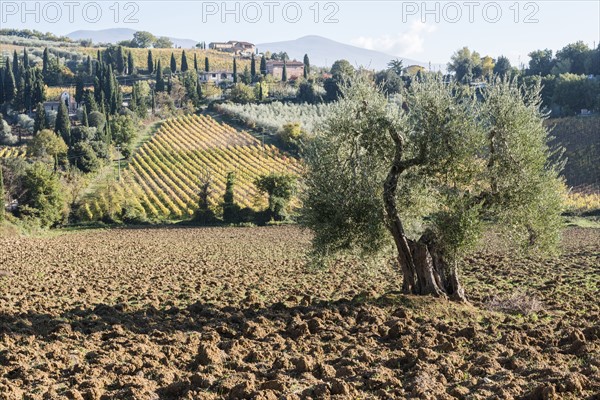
[{"x1": 0, "y1": 226, "x2": 598, "y2": 399}]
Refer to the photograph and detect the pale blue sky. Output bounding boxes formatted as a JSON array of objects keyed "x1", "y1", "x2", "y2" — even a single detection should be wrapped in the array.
[{"x1": 3, "y1": 1, "x2": 599, "y2": 66}]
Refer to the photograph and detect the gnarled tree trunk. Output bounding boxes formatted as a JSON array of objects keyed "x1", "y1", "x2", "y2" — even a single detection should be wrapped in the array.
[{"x1": 383, "y1": 126, "x2": 467, "y2": 302}]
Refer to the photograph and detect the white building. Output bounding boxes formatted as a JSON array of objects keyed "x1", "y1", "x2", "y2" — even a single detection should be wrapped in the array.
[
  {"x1": 44, "y1": 91, "x2": 77, "y2": 116},
  {"x1": 199, "y1": 71, "x2": 234, "y2": 84}
]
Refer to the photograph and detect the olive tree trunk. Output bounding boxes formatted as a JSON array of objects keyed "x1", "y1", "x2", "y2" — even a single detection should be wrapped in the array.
[{"x1": 383, "y1": 127, "x2": 467, "y2": 302}]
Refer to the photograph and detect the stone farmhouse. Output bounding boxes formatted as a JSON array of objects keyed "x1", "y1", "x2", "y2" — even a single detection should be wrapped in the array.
[{"x1": 266, "y1": 60, "x2": 305, "y2": 80}]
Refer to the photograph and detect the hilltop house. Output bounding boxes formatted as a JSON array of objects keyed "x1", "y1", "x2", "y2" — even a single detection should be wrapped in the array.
[
  {"x1": 232, "y1": 41, "x2": 256, "y2": 56},
  {"x1": 266, "y1": 60, "x2": 305, "y2": 80},
  {"x1": 209, "y1": 41, "x2": 256, "y2": 57}
]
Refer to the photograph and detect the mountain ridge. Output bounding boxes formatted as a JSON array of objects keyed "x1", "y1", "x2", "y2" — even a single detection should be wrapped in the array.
[{"x1": 258, "y1": 35, "x2": 433, "y2": 70}]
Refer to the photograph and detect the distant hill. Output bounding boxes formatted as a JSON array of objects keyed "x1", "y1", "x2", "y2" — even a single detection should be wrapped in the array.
[
  {"x1": 67, "y1": 28, "x2": 198, "y2": 48},
  {"x1": 258, "y1": 35, "x2": 438, "y2": 71}
]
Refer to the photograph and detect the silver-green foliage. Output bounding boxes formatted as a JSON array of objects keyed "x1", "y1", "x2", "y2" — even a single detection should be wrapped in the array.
[
  {"x1": 480, "y1": 80, "x2": 565, "y2": 253},
  {"x1": 302, "y1": 75, "x2": 564, "y2": 264},
  {"x1": 301, "y1": 80, "x2": 394, "y2": 258},
  {"x1": 216, "y1": 102, "x2": 331, "y2": 134}
]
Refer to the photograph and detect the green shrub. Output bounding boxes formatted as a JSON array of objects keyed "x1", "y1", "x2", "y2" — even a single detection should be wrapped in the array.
[
  {"x1": 18, "y1": 163, "x2": 65, "y2": 227},
  {"x1": 69, "y1": 142, "x2": 101, "y2": 173},
  {"x1": 255, "y1": 173, "x2": 297, "y2": 221}
]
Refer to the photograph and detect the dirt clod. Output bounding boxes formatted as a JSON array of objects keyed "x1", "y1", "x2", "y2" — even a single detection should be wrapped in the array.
[{"x1": 197, "y1": 343, "x2": 223, "y2": 366}]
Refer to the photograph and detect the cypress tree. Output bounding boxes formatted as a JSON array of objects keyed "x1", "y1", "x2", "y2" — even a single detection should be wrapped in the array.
[
  {"x1": 129, "y1": 83, "x2": 138, "y2": 112},
  {"x1": 103, "y1": 65, "x2": 115, "y2": 112},
  {"x1": 260, "y1": 55, "x2": 267, "y2": 76},
  {"x1": 194, "y1": 177, "x2": 216, "y2": 224},
  {"x1": 233, "y1": 58, "x2": 237, "y2": 84},
  {"x1": 259, "y1": 82, "x2": 264, "y2": 101},
  {"x1": 98, "y1": 91, "x2": 106, "y2": 115},
  {"x1": 170, "y1": 52, "x2": 177, "y2": 73},
  {"x1": 110, "y1": 72, "x2": 120, "y2": 114},
  {"x1": 14, "y1": 77, "x2": 25, "y2": 112},
  {"x1": 93, "y1": 76, "x2": 102, "y2": 104},
  {"x1": 34, "y1": 102, "x2": 46, "y2": 134},
  {"x1": 81, "y1": 104, "x2": 89, "y2": 127},
  {"x1": 205, "y1": 57, "x2": 209, "y2": 72},
  {"x1": 181, "y1": 50, "x2": 189, "y2": 72},
  {"x1": 23, "y1": 48, "x2": 29, "y2": 69},
  {"x1": 55, "y1": 101, "x2": 71, "y2": 145},
  {"x1": 251, "y1": 53, "x2": 256, "y2": 79},
  {"x1": 12, "y1": 50, "x2": 19, "y2": 80},
  {"x1": 147, "y1": 50, "x2": 153, "y2": 74},
  {"x1": 4, "y1": 64, "x2": 16, "y2": 103},
  {"x1": 104, "y1": 50, "x2": 113, "y2": 66},
  {"x1": 242, "y1": 66, "x2": 251, "y2": 84},
  {"x1": 116, "y1": 46, "x2": 125, "y2": 74},
  {"x1": 86, "y1": 55, "x2": 92, "y2": 75},
  {"x1": 303, "y1": 54, "x2": 310, "y2": 78},
  {"x1": 32, "y1": 76, "x2": 46, "y2": 106},
  {"x1": 136, "y1": 88, "x2": 147, "y2": 119},
  {"x1": 282, "y1": 59, "x2": 287, "y2": 82},
  {"x1": 155, "y1": 60, "x2": 165, "y2": 92},
  {"x1": 43, "y1": 48, "x2": 50, "y2": 74},
  {"x1": 83, "y1": 90, "x2": 98, "y2": 113},
  {"x1": 23, "y1": 69, "x2": 32, "y2": 113},
  {"x1": 194, "y1": 53, "x2": 198, "y2": 71},
  {"x1": 223, "y1": 172, "x2": 237, "y2": 223},
  {"x1": 127, "y1": 52, "x2": 135, "y2": 75}
]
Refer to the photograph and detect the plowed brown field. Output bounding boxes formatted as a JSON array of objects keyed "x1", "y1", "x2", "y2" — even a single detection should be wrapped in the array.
[{"x1": 0, "y1": 227, "x2": 598, "y2": 399}]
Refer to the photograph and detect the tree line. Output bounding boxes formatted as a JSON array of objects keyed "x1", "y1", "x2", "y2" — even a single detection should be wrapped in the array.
[{"x1": 0, "y1": 47, "x2": 140, "y2": 228}]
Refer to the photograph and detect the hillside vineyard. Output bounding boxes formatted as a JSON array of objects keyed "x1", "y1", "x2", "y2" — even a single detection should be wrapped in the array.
[{"x1": 83, "y1": 115, "x2": 301, "y2": 219}]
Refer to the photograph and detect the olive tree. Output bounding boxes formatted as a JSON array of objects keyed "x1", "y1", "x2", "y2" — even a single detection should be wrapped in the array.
[{"x1": 302, "y1": 76, "x2": 564, "y2": 302}]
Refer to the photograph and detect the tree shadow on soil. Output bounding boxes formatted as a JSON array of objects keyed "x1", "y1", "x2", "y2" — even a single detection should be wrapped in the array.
[{"x1": 0, "y1": 293, "x2": 407, "y2": 341}]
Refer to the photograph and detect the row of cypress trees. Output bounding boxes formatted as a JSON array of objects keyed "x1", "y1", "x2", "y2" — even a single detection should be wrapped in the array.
[
  {"x1": 0, "y1": 49, "x2": 46, "y2": 113},
  {"x1": 145, "y1": 50, "x2": 310, "y2": 81}
]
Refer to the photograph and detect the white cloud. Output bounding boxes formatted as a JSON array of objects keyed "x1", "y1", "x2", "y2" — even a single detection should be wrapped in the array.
[{"x1": 351, "y1": 21, "x2": 437, "y2": 56}]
